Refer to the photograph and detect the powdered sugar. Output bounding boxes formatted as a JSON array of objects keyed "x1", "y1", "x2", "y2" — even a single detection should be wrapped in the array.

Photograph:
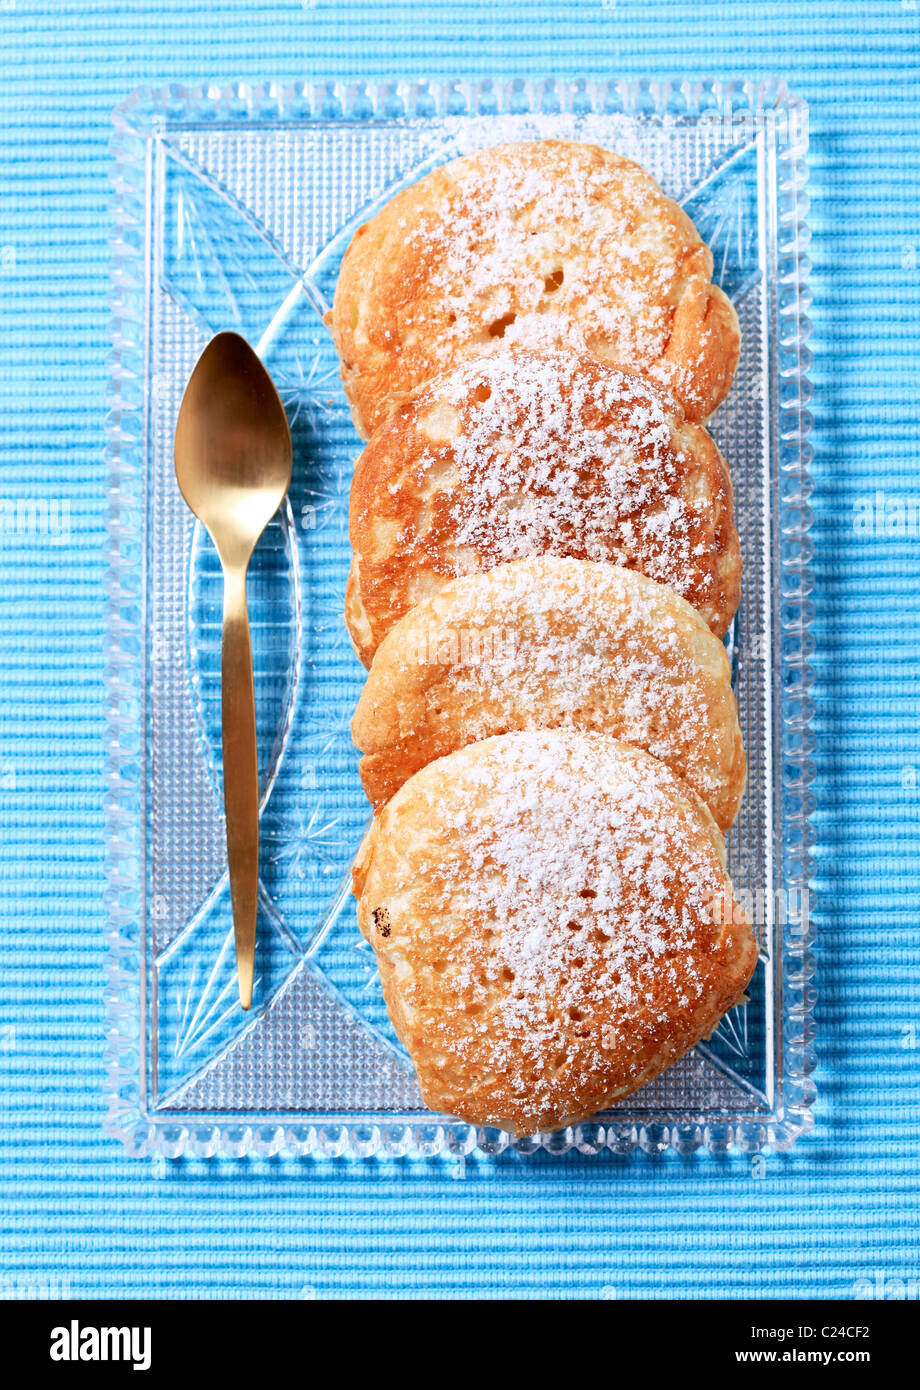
[
  {"x1": 398, "y1": 141, "x2": 694, "y2": 401},
  {"x1": 413, "y1": 731, "x2": 728, "y2": 1104},
  {"x1": 433, "y1": 560, "x2": 725, "y2": 800},
  {"x1": 406, "y1": 350, "x2": 728, "y2": 616}
]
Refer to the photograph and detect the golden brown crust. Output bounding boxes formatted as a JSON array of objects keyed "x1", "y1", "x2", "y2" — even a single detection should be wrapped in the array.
[
  {"x1": 328, "y1": 140, "x2": 740, "y2": 436},
  {"x1": 352, "y1": 557, "x2": 746, "y2": 829},
  {"x1": 344, "y1": 562, "x2": 374, "y2": 665},
  {"x1": 354, "y1": 730, "x2": 758, "y2": 1136},
  {"x1": 347, "y1": 350, "x2": 741, "y2": 665}
]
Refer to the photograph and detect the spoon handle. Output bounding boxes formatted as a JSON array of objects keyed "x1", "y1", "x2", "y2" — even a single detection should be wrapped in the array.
[{"x1": 220, "y1": 562, "x2": 259, "y2": 1010}]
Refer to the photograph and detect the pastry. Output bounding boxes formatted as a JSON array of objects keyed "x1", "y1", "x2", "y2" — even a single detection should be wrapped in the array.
[
  {"x1": 346, "y1": 349, "x2": 741, "y2": 665},
  {"x1": 352, "y1": 556, "x2": 746, "y2": 829},
  {"x1": 328, "y1": 139, "x2": 739, "y2": 436},
  {"x1": 353, "y1": 729, "x2": 757, "y2": 1136}
]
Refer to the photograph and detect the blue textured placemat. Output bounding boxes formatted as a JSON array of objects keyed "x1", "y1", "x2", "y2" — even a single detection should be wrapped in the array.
[{"x1": 1, "y1": 0, "x2": 919, "y2": 1300}]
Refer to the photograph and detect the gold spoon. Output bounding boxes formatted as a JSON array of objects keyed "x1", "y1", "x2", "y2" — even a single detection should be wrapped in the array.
[{"x1": 174, "y1": 331, "x2": 292, "y2": 1010}]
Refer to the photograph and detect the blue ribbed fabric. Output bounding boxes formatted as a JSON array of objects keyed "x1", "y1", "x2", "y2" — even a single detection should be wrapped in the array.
[{"x1": 0, "y1": 0, "x2": 918, "y2": 1299}]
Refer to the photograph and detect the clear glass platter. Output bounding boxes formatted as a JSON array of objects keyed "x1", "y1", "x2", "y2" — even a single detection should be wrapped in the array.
[{"x1": 104, "y1": 78, "x2": 816, "y2": 1159}]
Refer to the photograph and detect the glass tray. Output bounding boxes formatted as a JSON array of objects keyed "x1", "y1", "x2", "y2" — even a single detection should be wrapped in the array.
[{"x1": 104, "y1": 78, "x2": 816, "y2": 1159}]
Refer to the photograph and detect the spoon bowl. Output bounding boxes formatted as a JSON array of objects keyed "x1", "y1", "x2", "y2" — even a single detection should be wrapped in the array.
[
  {"x1": 174, "y1": 331, "x2": 292, "y2": 1008},
  {"x1": 175, "y1": 332, "x2": 293, "y2": 565}
]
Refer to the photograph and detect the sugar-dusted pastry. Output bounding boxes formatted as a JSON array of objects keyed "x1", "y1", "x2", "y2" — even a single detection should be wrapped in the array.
[
  {"x1": 328, "y1": 139, "x2": 739, "y2": 437},
  {"x1": 353, "y1": 729, "x2": 757, "y2": 1136},
  {"x1": 352, "y1": 557, "x2": 746, "y2": 829},
  {"x1": 346, "y1": 350, "x2": 741, "y2": 665}
]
